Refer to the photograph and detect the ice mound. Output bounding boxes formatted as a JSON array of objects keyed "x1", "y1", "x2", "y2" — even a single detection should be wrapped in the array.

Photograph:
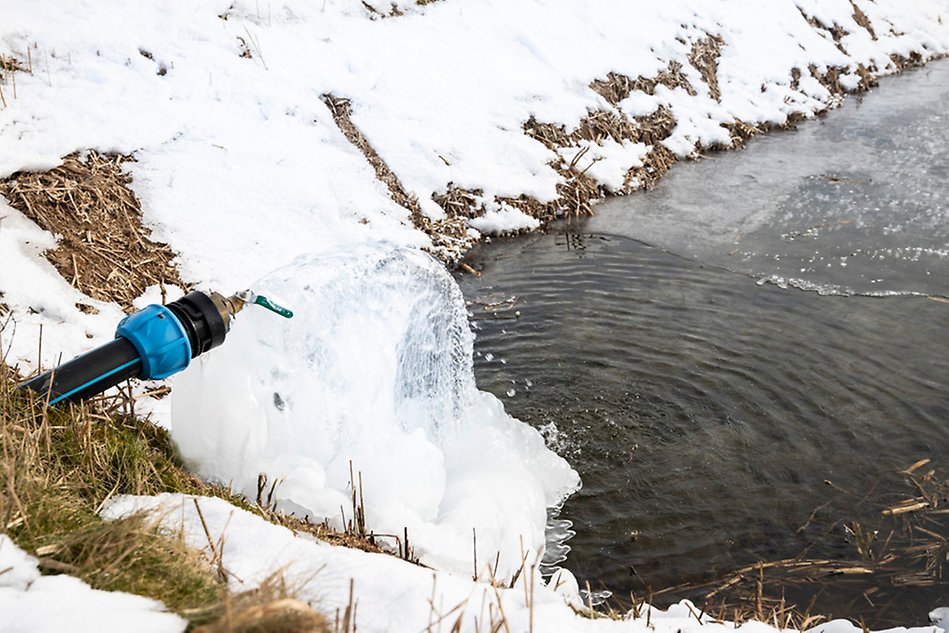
[{"x1": 171, "y1": 242, "x2": 580, "y2": 577}]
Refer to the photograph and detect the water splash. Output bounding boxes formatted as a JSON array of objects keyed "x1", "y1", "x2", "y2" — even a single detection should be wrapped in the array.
[{"x1": 170, "y1": 243, "x2": 580, "y2": 578}]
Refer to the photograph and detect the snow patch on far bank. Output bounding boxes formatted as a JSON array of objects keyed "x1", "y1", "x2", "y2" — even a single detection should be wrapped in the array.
[{"x1": 469, "y1": 206, "x2": 541, "y2": 234}]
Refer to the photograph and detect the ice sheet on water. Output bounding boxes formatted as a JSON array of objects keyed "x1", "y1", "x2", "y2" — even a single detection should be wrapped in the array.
[
  {"x1": 171, "y1": 243, "x2": 579, "y2": 578},
  {"x1": 931, "y1": 608, "x2": 949, "y2": 629}
]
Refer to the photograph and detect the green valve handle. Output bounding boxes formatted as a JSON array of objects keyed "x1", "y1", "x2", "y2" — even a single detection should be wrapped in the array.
[
  {"x1": 231, "y1": 290, "x2": 294, "y2": 319},
  {"x1": 253, "y1": 294, "x2": 294, "y2": 319}
]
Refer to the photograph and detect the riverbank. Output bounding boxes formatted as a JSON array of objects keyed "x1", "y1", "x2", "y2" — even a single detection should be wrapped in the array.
[{"x1": 1, "y1": 1, "x2": 948, "y2": 630}]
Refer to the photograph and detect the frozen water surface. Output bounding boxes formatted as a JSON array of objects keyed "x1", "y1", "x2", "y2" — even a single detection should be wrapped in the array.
[{"x1": 591, "y1": 61, "x2": 949, "y2": 297}]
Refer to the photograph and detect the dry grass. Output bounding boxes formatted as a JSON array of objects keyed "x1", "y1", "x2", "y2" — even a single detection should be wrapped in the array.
[
  {"x1": 0, "y1": 359, "x2": 352, "y2": 628},
  {"x1": 1, "y1": 360, "x2": 224, "y2": 623},
  {"x1": 432, "y1": 185, "x2": 486, "y2": 221},
  {"x1": 322, "y1": 93, "x2": 474, "y2": 263},
  {"x1": 0, "y1": 54, "x2": 25, "y2": 81},
  {"x1": 193, "y1": 574, "x2": 330, "y2": 633},
  {"x1": 523, "y1": 100, "x2": 677, "y2": 192},
  {"x1": 688, "y1": 35, "x2": 725, "y2": 101},
  {"x1": 850, "y1": 1, "x2": 877, "y2": 40},
  {"x1": 643, "y1": 461, "x2": 948, "y2": 626},
  {"x1": 590, "y1": 62, "x2": 694, "y2": 105},
  {"x1": 0, "y1": 151, "x2": 187, "y2": 312},
  {"x1": 888, "y1": 51, "x2": 926, "y2": 72},
  {"x1": 0, "y1": 54, "x2": 26, "y2": 110}
]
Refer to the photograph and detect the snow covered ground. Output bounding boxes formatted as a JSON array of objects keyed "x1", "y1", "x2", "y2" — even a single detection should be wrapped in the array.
[
  {"x1": 0, "y1": 535, "x2": 186, "y2": 632},
  {"x1": 99, "y1": 493, "x2": 949, "y2": 633},
  {"x1": 2, "y1": 0, "x2": 949, "y2": 630}
]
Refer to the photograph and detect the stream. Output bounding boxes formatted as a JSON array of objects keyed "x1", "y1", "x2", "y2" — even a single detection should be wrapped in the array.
[{"x1": 456, "y1": 61, "x2": 949, "y2": 625}]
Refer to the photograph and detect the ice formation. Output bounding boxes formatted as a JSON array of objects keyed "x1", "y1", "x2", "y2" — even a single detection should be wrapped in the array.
[{"x1": 171, "y1": 243, "x2": 580, "y2": 577}]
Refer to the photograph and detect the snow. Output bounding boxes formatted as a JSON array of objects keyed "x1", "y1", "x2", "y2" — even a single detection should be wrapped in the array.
[
  {"x1": 102, "y1": 493, "x2": 949, "y2": 633},
  {"x1": 0, "y1": 535, "x2": 186, "y2": 633},
  {"x1": 468, "y1": 205, "x2": 541, "y2": 234},
  {"x1": 2, "y1": 0, "x2": 948, "y2": 366},
  {"x1": 1, "y1": 0, "x2": 949, "y2": 630}
]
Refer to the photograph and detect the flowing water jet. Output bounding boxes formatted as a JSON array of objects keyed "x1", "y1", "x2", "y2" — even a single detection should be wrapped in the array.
[{"x1": 171, "y1": 242, "x2": 580, "y2": 579}]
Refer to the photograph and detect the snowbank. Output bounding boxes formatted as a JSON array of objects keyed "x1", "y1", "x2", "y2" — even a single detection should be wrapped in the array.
[
  {"x1": 0, "y1": 534, "x2": 185, "y2": 633},
  {"x1": 103, "y1": 493, "x2": 948, "y2": 633}
]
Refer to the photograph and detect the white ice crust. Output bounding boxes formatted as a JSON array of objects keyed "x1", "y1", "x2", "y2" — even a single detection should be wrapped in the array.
[{"x1": 170, "y1": 243, "x2": 580, "y2": 579}]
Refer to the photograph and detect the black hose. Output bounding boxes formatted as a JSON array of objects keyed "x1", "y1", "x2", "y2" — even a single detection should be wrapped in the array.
[
  {"x1": 17, "y1": 290, "x2": 234, "y2": 406},
  {"x1": 18, "y1": 337, "x2": 142, "y2": 405}
]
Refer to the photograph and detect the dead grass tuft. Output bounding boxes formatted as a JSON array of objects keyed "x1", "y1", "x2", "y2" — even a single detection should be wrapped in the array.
[
  {"x1": 806, "y1": 62, "x2": 877, "y2": 96},
  {"x1": 0, "y1": 152, "x2": 187, "y2": 312},
  {"x1": 809, "y1": 64, "x2": 845, "y2": 95},
  {"x1": 590, "y1": 62, "x2": 694, "y2": 105},
  {"x1": 0, "y1": 54, "x2": 27, "y2": 108},
  {"x1": 688, "y1": 35, "x2": 725, "y2": 101},
  {"x1": 625, "y1": 143, "x2": 677, "y2": 190},
  {"x1": 194, "y1": 573, "x2": 330, "y2": 633},
  {"x1": 723, "y1": 119, "x2": 761, "y2": 149},
  {"x1": 0, "y1": 54, "x2": 25, "y2": 80},
  {"x1": 323, "y1": 94, "x2": 475, "y2": 263},
  {"x1": 0, "y1": 359, "x2": 356, "y2": 627},
  {"x1": 889, "y1": 51, "x2": 925, "y2": 73},
  {"x1": 432, "y1": 185, "x2": 486, "y2": 220},
  {"x1": 850, "y1": 1, "x2": 877, "y2": 39},
  {"x1": 523, "y1": 102, "x2": 678, "y2": 195}
]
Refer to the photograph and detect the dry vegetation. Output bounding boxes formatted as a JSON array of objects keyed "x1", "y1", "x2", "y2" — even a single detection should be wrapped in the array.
[
  {"x1": 635, "y1": 460, "x2": 949, "y2": 627},
  {"x1": 0, "y1": 358, "x2": 389, "y2": 630},
  {"x1": 0, "y1": 152, "x2": 187, "y2": 312},
  {"x1": 322, "y1": 93, "x2": 476, "y2": 261},
  {"x1": 0, "y1": 53, "x2": 26, "y2": 107},
  {"x1": 687, "y1": 35, "x2": 725, "y2": 102},
  {"x1": 320, "y1": 12, "x2": 913, "y2": 264}
]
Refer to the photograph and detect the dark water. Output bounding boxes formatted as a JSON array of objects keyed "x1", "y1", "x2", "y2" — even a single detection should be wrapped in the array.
[{"x1": 456, "y1": 62, "x2": 949, "y2": 626}]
